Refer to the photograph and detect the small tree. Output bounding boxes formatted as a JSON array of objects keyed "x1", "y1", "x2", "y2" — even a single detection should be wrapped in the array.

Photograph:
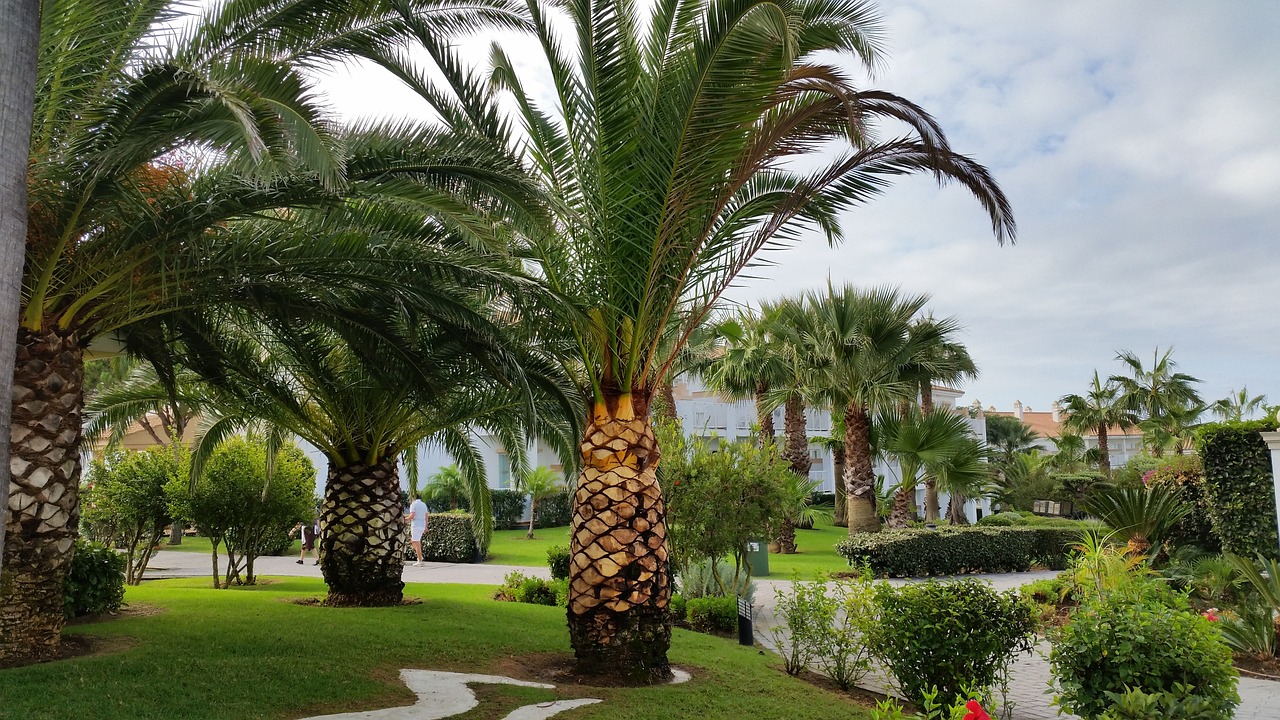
[
  {"x1": 516, "y1": 466, "x2": 565, "y2": 539},
  {"x1": 168, "y1": 437, "x2": 315, "y2": 587},
  {"x1": 82, "y1": 448, "x2": 185, "y2": 585},
  {"x1": 424, "y1": 464, "x2": 470, "y2": 511}
]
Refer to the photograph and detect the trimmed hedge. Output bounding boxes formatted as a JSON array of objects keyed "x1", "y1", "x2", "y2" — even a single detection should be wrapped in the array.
[
  {"x1": 491, "y1": 489, "x2": 525, "y2": 530},
  {"x1": 1143, "y1": 455, "x2": 1219, "y2": 551},
  {"x1": 1196, "y1": 419, "x2": 1279, "y2": 559},
  {"x1": 534, "y1": 491, "x2": 571, "y2": 528},
  {"x1": 687, "y1": 596, "x2": 737, "y2": 633},
  {"x1": 64, "y1": 539, "x2": 126, "y2": 618},
  {"x1": 422, "y1": 512, "x2": 479, "y2": 563},
  {"x1": 836, "y1": 526, "x2": 1081, "y2": 577},
  {"x1": 546, "y1": 544, "x2": 570, "y2": 580}
]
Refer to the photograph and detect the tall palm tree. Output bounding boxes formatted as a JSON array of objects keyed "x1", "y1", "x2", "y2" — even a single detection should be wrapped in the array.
[
  {"x1": 1212, "y1": 387, "x2": 1268, "y2": 422},
  {"x1": 898, "y1": 316, "x2": 977, "y2": 519},
  {"x1": 423, "y1": 465, "x2": 469, "y2": 511},
  {"x1": 1141, "y1": 401, "x2": 1206, "y2": 456},
  {"x1": 1111, "y1": 347, "x2": 1203, "y2": 422},
  {"x1": 3, "y1": 0, "x2": 534, "y2": 662},
  {"x1": 1047, "y1": 431, "x2": 1102, "y2": 473},
  {"x1": 984, "y1": 414, "x2": 1041, "y2": 465},
  {"x1": 0, "y1": 0, "x2": 39, "y2": 574},
  {"x1": 1059, "y1": 371, "x2": 1137, "y2": 477},
  {"x1": 471, "y1": 0, "x2": 1014, "y2": 681},
  {"x1": 793, "y1": 286, "x2": 949, "y2": 535},
  {"x1": 517, "y1": 466, "x2": 566, "y2": 540},
  {"x1": 704, "y1": 308, "x2": 791, "y2": 445}
]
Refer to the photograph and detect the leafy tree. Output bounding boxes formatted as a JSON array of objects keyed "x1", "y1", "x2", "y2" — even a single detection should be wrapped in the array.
[
  {"x1": 81, "y1": 448, "x2": 185, "y2": 584},
  {"x1": 3, "y1": 0, "x2": 534, "y2": 662},
  {"x1": 516, "y1": 466, "x2": 565, "y2": 540},
  {"x1": 167, "y1": 437, "x2": 315, "y2": 588},
  {"x1": 1060, "y1": 371, "x2": 1137, "y2": 476},
  {"x1": 1212, "y1": 387, "x2": 1268, "y2": 422}
]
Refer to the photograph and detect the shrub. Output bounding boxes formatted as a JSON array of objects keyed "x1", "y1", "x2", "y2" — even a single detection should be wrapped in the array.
[
  {"x1": 766, "y1": 578, "x2": 832, "y2": 675},
  {"x1": 490, "y1": 489, "x2": 526, "y2": 530},
  {"x1": 533, "y1": 490, "x2": 571, "y2": 528},
  {"x1": 1197, "y1": 418, "x2": 1279, "y2": 558},
  {"x1": 1142, "y1": 455, "x2": 1218, "y2": 551},
  {"x1": 1098, "y1": 687, "x2": 1224, "y2": 720},
  {"x1": 836, "y1": 526, "x2": 1081, "y2": 577},
  {"x1": 493, "y1": 571, "x2": 566, "y2": 607},
  {"x1": 670, "y1": 593, "x2": 687, "y2": 622},
  {"x1": 81, "y1": 448, "x2": 183, "y2": 584},
  {"x1": 546, "y1": 544, "x2": 570, "y2": 580},
  {"x1": 686, "y1": 596, "x2": 737, "y2": 633},
  {"x1": 870, "y1": 579, "x2": 1035, "y2": 707},
  {"x1": 872, "y1": 692, "x2": 990, "y2": 720},
  {"x1": 63, "y1": 539, "x2": 126, "y2": 619},
  {"x1": 1050, "y1": 596, "x2": 1239, "y2": 719},
  {"x1": 422, "y1": 512, "x2": 478, "y2": 563},
  {"x1": 975, "y1": 511, "x2": 1021, "y2": 527},
  {"x1": 679, "y1": 558, "x2": 756, "y2": 603}
]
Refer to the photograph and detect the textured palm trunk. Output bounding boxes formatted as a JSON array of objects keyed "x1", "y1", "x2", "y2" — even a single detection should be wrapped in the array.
[
  {"x1": 832, "y1": 442, "x2": 847, "y2": 527},
  {"x1": 920, "y1": 384, "x2": 942, "y2": 521},
  {"x1": 319, "y1": 457, "x2": 406, "y2": 607},
  {"x1": 0, "y1": 0, "x2": 41, "y2": 575},
  {"x1": 654, "y1": 376, "x2": 678, "y2": 423},
  {"x1": 1096, "y1": 425, "x2": 1111, "y2": 476},
  {"x1": 754, "y1": 382, "x2": 774, "y2": 445},
  {"x1": 0, "y1": 327, "x2": 85, "y2": 663},
  {"x1": 782, "y1": 396, "x2": 810, "y2": 476},
  {"x1": 946, "y1": 491, "x2": 969, "y2": 525},
  {"x1": 887, "y1": 488, "x2": 913, "y2": 529},
  {"x1": 776, "y1": 517, "x2": 796, "y2": 554},
  {"x1": 844, "y1": 403, "x2": 879, "y2": 535},
  {"x1": 567, "y1": 394, "x2": 672, "y2": 683}
]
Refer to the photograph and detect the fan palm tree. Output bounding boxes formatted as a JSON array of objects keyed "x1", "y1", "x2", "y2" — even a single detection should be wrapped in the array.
[
  {"x1": 704, "y1": 308, "x2": 791, "y2": 445},
  {"x1": 1141, "y1": 400, "x2": 1207, "y2": 456},
  {"x1": 792, "y1": 286, "x2": 952, "y2": 535},
  {"x1": 898, "y1": 317, "x2": 977, "y2": 519},
  {"x1": 517, "y1": 466, "x2": 566, "y2": 540},
  {"x1": 877, "y1": 407, "x2": 982, "y2": 529},
  {"x1": 774, "y1": 472, "x2": 831, "y2": 554},
  {"x1": 984, "y1": 414, "x2": 1041, "y2": 465},
  {"x1": 1059, "y1": 371, "x2": 1137, "y2": 477},
  {"x1": 1212, "y1": 387, "x2": 1268, "y2": 422},
  {"x1": 1047, "y1": 431, "x2": 1103, "y2": 473},
  {"x1": 939, "y1": 435, "x2": 990, "y2": 525},
  {"x1": 1111, "y1": 347, "x2": 1203, "y2": 422},
  {"x1": 3, "y1": 0, "x2": 535, "y2": 661},
  {"x1": 423, "y1": 465, "x2": 470, "y2": 511}
]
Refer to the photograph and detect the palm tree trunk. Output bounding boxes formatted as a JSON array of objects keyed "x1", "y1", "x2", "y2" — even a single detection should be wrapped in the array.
[
  {"x1": 0, "y1": 0, "x2": 40, "y2": 579},
  {"x1": 0, "y1": 327, "x2": 85, "y2": 663},
  {"x1": 844, "y1": 403, "x2": 879, "y2": 535},
  {"x1": 920, "y1": 383, "x2": 942, "y2": 520},
  {"x1": 755, "y1": 381, "x2": 774, "y2": 445},
  {"x1": 887, "y1": 487, "x2": 913, "y2": 529},
  {"x1": 832, "y1": 442, "x2": 847, "y2": 527},
  {"x1": 946, "y1": 491, "x2": 969, "y2": 525},
  {"x1": 568, "y1": 394, "x2": 672, "y2": 683},
  {"x1": 776, "y1": 517, "x2": 796, "y2": 554},
  {"x1": 920, "y1": 382, "x2": 935, "y2": 414},
  {"x1": 319, "y1": 457, "x2": 405, "y2": 607},
  {"x1": 654, "y1": 376, "x2": 678, "y2": 424},
  {"x1": 782, "y1": 395, "x2": 811, "y2": 476},
  {"x1": 1096, "y1": 424, "x2": 1111, "y2": 477},
  {"x1": 527, "y1": 498, "x2": 536, "y2": 540}
]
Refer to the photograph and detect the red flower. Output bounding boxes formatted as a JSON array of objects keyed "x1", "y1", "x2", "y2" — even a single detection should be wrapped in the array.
[
  {"x1": 964, "y1": 700, "x2": 991, "y2": 720},
  {"x1": 1204, "y1": 610, "x2": 1220, "y2": 622}
]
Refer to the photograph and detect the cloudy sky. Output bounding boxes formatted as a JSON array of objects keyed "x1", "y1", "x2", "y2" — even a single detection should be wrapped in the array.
[{"x1": 315, "y1": 0, "x2": 1279, "y2": 415}]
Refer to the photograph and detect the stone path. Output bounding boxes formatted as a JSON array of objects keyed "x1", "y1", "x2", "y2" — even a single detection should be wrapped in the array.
[{"x1": 147, "y1": 553, "x2": 1280, "y2": 720}]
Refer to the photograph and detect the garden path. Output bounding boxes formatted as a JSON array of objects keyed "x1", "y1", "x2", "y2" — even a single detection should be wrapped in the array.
[{"x1": 147, "y1": 552, "x2": 1280, "y2": 720}]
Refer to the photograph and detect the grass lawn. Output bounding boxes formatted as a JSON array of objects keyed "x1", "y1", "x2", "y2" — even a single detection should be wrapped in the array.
[
  {"x1": 0, "y1": 578, "x2": 874, "y2": 720},
  {"x1": 486, "y1": 527, "x2": 571, "y2": 567},
  {"x1": 764, "y1": 523, "x2": 854, "y2": 579},
  {"x1": 158, "y1": 536, "x2": 303, "y2": 557}
]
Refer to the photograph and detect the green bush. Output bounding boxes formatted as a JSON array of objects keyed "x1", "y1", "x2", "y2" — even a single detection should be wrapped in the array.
[
  {"x1": 533, "y1": 490, "x2": 571, "y2": 528},
  {"x1": 687, "y1": 596, "x2": 738, "y2": 634},
  {"x1": 491, "y1": 489, "x2": 526, "y2": 530},
  {"x1": 976, "y1": 511, "x2": 1021, "y2": 527},
  {"x1": 870, "y1": 580, "x2": 1035, "y2": 707},
  {"x1": 493, "y1": 571, "x2": 567, "y2": 607},
  {"x1": 835, "y1": 526, "x2": 1081, "y2": 577},
  {"x1": 1142, "y1": 456, "x2": 1219, "y2": 551},
  {"x1": 1098, "y1": 687, "x2": 1224, "y2": 720},
  {"x1": 63, "y1": 539, "x2": 126, "y2": 619},
  {"x1": 546, "y1": 544, "x2": 570, "y2": 580},
  {"x1": 81, "y1": 448, "x2": 183, "y2": 584},
  {"x1": 1196, "y1": 419, "x2": 1278, "y2": 558},
  {"x1": 423, "y1": 512, "x2": 478, "y2": 563},
  {"x1": 670, "y1": 593, "x2": 687, "y2": 622},
  {"x1": 1050, "y1": 597, "x2": 1239, "y2": 719}
]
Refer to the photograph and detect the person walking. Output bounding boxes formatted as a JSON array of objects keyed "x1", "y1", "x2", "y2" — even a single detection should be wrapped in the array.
[
  {"x1": 292, "y1": 518, "x2": 318, "y2": 565},
  {"x1": 406, "y1": 494, "x2": 429, "y2": 567}
]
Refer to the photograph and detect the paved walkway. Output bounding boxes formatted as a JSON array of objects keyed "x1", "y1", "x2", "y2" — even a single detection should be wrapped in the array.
[{"x1": 147, "y1": 553, "x2": 1280, "y2": 720}]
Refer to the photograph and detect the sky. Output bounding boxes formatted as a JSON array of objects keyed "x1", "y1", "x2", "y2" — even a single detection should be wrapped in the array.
[{"x1": 312, "y1": 0, "x2": 1280, "y2": 415}]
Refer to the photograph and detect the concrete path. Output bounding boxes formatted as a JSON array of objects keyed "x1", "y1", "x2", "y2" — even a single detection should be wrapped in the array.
[{"x1": 146, "y1": 553, "x2": 1280, "y2": 720}]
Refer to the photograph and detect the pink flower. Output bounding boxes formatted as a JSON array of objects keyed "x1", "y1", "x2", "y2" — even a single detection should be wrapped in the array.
[
  {"x1": 964, "y1": 700, "x2": 991, "y2": 720},
  {"x1": 1203, "y1": 610, "x2": 1220, "y2": 622}
]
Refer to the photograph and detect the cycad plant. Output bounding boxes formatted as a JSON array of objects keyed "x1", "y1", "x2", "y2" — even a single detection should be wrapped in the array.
[{"x1": 1081, "y1": 487, "x2": 1190, "y2": 557}]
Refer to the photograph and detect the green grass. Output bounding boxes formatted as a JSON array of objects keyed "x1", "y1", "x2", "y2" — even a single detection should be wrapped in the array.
[
  {"x1": 157, "y1": 536, "x2": 303, "y2": 557},
  {"x1": 763, "y1": 523, "x2": 854, "y2": 579},
  {"x1": 0, "y1": 578, "x2": 874, "y2": 720},
  {"x1": 485, "y1": 527, "x2": 570, "y2": 567}
]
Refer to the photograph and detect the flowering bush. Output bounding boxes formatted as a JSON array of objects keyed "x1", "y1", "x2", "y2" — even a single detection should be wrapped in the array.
[
  {"x1": 1141, "y1": 455, "x2": 1217, "y2": 551},
  {"x1": 871, "y1": 688, "x2": 989, "y2": 720}
]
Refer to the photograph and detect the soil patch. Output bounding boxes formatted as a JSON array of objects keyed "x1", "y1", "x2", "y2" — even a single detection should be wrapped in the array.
[
  {"x1": 0, "y1": 634, "x2": 137, "y2": 670},
  {"x1": 1234, "y1": 654, "x2": 1280, "y2": 681},
  {"x1": 493, "y1": 652, "x2": 699, "y2": 688},
  {"x1": 285, "y1": 596, "x2": 424, "y2": 607},
  {"x1": 65, "y1": 602, "x2": 166, "y2": 626},
  {"x1": 790, "y1": 667, "x2": 900, "y2": 711}
]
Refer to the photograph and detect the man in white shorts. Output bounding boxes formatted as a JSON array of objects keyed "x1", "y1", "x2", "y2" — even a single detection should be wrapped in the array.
[{"x1": 406, "y1": 493, "x2": 429, "y2": 567}]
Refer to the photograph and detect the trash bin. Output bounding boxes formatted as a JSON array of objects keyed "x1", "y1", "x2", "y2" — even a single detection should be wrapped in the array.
[{"x1": 743, "y1": 539, "x2": 769, "y2": 577}]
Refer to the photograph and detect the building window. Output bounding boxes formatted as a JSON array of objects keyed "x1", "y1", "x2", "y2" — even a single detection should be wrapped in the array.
[{"x1": 497, "y1": 454, "x2": 511, "y2": 489}]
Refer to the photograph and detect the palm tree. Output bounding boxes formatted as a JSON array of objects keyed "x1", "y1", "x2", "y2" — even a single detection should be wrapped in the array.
[
  {"x1": 1140, "y1": 401, "x2": 1207, "y2": 456},
  {"x1": 423, "y1": 465, "x2": 470, "y2": 511},
  {"x1": 939, "y1": 436, "x2": 990, "y2": 525},
  {"x1": 1047, "y1": 431, "x2": 1102, "y2": 473},
  {"x1": 472, "y1": 0, "x2": 1015, "y2": 681},
  {"x1": 517, "y1": 466, "x2": 565, "y2": 540},
  {"x1": 878, "y1": 407, "x2": 982, "y2": 528},
  {"x1": 1059, "y1": 371, "x2": 1137, "y2": 477},
  {"x1": 793, "y1": 286, "x2": 949, "y2": 535},
  {"x1": 984, "y1": 414, "x2": 1041, "y2": 465},
  {"x1": 1212, "y1": 387, "x2": 1268, "y2": 422},
  {"x1": 1111, "y1": 347, "x2": 1203, "y2": 422},
  {"x1": 898, "y1": 317, "x2": 977, "y2": 519},
  {"x1": 3, "y1": 0, "x2": 534, "y2": 661},
  {"x1": 704, "y1": 308, "x2": 791, "y2": 445},
  {"x1": 0, "y1": 0, "x2": 39, "y2": 576},
  {"x1": 774, "y1": 472, "x2": 831, "y2": 554}
]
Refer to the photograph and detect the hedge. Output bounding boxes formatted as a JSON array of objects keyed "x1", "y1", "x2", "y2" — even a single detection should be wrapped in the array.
[
  {"x1": 534, "y1": 491, "x2": 571, "y2": 528},
  {"x1": 687, "y1": 596, "x2": 737, "y2": 633},
  {"x1": 64, "y1": 539, "x2": 126, "y2": 618},
  {"x1": 835, "y1": 526, "x2": 1082, "y2": 577},
  {"x1": 1196, "y1": 419, "x2": 1279, "y2": 559},
  {"x1": 422, "y1": 512, "x2": 479, "y2": 563},
  {"x1": 491, "y1": 489, "x2": 525, "y2": 530},
  {"x1": 1142, "y1": 455, "x2": 1219, "y2": 551}
]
